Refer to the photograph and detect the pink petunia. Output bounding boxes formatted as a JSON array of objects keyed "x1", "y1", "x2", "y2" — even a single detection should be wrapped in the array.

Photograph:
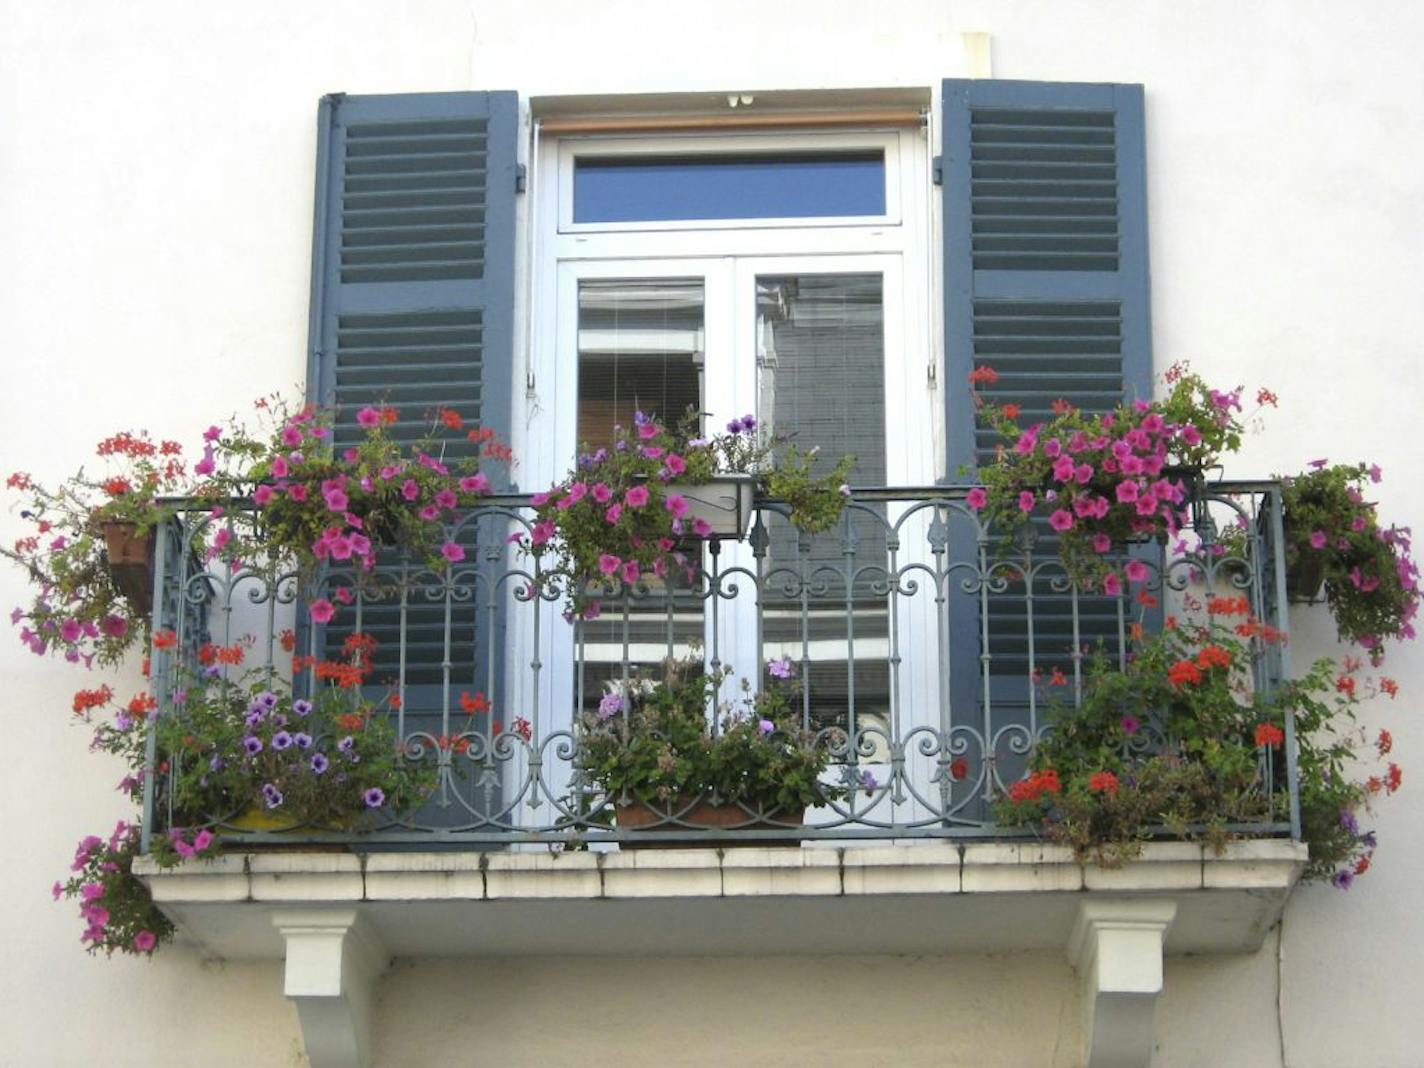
[
  {"x1": 638, "y1": 423, "x2": 659, "y2": 440},
  {"x1": 460, "y1": 473, "x2": 490, "y2": 494},
  {"x1": 1092, "y1": 533, "x2": 1112, "y2": 553},
  {"x1": 592, "y1": 482, "x2": 613, "y2": 503},
  {"x1": 309, "y1": 599, "x2": 336, "y2": 624},
  {"x1": 621, "y1": 560, "x2": 641, "y2": 584},
  {"x1": 1124, "y1": 559, "x2": 1149, "y2": 583},
  {"x1": 441, "y1": 541, "x2": 465, "y2": 563},
  {"x1": 435, "y1": 489, "x2": 458, "y2": 509},
  {"x1": 281, "y1": 426, "x2": 304, "y2": 447},
  {"x1": 1048, "y1": 509, "x2": 1074, "y2": 532},
  {"x1": 692, "y1": 518, "x2": 713, "y2": 537},
  {"x1": 1310, "y1": 530, "x2": 1328, "y2": 549},
  {"x1": 1017, "y1": 491, "x2": 1035, "y2": 513},
  {"x1": 1102, "y1": 572, "x2": 1123, "y2": 597},
  {"x1": 253, "y1": 484, "x2": 275, "y2": 506},
  {"x1": 1115, "y1": 480, "x2": 1139, "y2": 503},
  {"x1": 625, "y1": 484, "x2": 650, "y2": 508},
  {"x1": 356, "y1": 407, "x2": 382, "y2": 428},
  {"x1": 598, "y1": 553, "x2": 622, "y2": 576},
  {"x1": 402, "y1": 479, "x2": 420, "y2": 501},
  {"x1": 665, "y1": 493, "x2": 689, "y2": 518},
  {"x1": 666, "y1": 454, "x2": 687, "y2": 475},
  {"x1": 966, "y1": 487, "x2": 988, "y2": 510},
  {"x1": 287, "y1": 483, "x2": 309, "y2": 502},
  {"x1": 604, "y1": 504, "x2": 623, "y2": 525}
]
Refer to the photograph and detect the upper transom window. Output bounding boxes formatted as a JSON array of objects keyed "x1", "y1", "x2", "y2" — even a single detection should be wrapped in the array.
[
  {"x1": 573, "y1": 150, "x2": 886, "y2": 224},
  {"x1": 556, "y1": 130, "x2": 903, "y2": 233}
]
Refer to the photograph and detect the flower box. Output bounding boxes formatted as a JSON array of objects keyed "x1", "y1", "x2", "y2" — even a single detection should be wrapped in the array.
[
  {"x1": 678, "y1": 474, "x2": 756, "y2": 539},
  {"x1": 1286, "y1": 553, "x2": 1327, "y2": 603},
  {"x1": 614, "y1": 797, "x2": 806, "y2": 846}
]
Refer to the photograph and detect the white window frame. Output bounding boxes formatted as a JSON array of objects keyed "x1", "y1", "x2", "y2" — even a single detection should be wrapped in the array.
[{"x1": 511, "y1": 120, "x2": 944, "y2": 815}]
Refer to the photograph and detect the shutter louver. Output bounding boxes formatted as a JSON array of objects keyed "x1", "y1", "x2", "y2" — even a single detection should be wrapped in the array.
[
  {"x1": 943, "y1": 79, "x2": 1151, "y2": 695},
  {"x1": 308, "y1": 91, "x2": 518, "y2": 692}
]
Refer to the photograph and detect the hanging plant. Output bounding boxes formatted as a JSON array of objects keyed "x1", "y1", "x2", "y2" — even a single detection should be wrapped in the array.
[
  {"x1": 967, "y1": 364, "x2": 1258, "y2": 591},
  {"x1": 1278, "y1": 461, "x2": 1419, "y2": 660},
  {"x1": 521, "y1": 410, "x2": 854, "y2": 619}
]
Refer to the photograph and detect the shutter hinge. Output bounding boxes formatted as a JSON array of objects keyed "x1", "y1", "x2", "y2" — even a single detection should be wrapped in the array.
[
  {"x1": 931, "y1": 155, "x2": 944, "y2": 186},
  {"x1": 515, "y1": 163, "x2": 527, "y2": 194}
]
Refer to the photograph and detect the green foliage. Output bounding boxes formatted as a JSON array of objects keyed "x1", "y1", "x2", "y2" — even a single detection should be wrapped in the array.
[
  {"x1": 764, "y1": 442, "x2": 855, "y2": 534},
  {"x1": 575, "y1": 657, "x2": 847, "y2": 816},
  {"x1": 994, "y1": 610, "x2": 1393, "y2": 882},
  {"x1": 1279, "y1": 462, "x2": 1420, "y2": 656}
]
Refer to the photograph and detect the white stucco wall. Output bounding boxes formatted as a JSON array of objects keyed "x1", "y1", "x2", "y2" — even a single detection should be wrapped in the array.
[{"x1": 2, "y1": 1, "x2": 1421, "y2": 1064}]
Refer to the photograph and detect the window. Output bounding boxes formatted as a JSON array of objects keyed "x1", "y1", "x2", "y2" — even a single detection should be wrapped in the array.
[{"x1": 528, "y1": 119, "x2": 932, "y2": 750}]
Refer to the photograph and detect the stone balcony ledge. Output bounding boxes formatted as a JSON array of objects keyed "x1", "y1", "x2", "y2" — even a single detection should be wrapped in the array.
[
  {"x1": 138, "y1": 839, "x2": 1305, "y2": 1068},
  {"x1": 136, "y1": 838, "x2": 1305, "y2": 961}
]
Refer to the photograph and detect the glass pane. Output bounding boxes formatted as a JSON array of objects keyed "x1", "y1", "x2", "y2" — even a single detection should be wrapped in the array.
[
  {"x1": 576, "y1": 278, "x2": 707, "y2": 711},
  {"x1": 574, "y1": 152, "x2": 886, "y2": 224},
  {"x1": 756, "y1": 274, "x2": 887, "y2": 734}
]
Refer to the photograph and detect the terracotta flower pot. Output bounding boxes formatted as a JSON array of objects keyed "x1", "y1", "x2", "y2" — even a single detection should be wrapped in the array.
[
  {"x1": 101, "y1": 522, "x2": 156, "y2": 609},
  {"x1": 614, "y1": 797, "x2": 807, "y2": 847}
]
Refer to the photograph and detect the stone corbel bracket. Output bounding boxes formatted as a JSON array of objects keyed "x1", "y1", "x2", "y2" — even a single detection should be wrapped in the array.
[
  {"x1": 1067, "y1": 899, "x2": 1178, "y2": 1068},
  {"x1": 271, "y1": 908, "x2": 389, "y2": 1068}
]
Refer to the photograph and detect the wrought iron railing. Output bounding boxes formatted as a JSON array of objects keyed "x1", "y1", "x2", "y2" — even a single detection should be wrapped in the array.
[{"x1": 140, "y1": 482, "x2": 1298, "y2": 848}]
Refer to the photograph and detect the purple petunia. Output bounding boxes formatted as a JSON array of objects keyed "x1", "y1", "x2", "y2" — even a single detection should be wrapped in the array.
[
  {"x1": 271, "y1": 731, "x2": 293, "y2": 751},
  {"x1": 310, "y1": 753, "x2": 329, "y2": 774},
  {"x1": 362, "y1": 787, "x2": 386, "y2": 809},
  {"x1": 243, "y1": 735, "x2": 263, "y2": 756},
  {"x1": 767, "y1": 657, "x2": 795, "y2": 680},
  {"x1": 598, "y1": 692, "x2": 625, "y2": 720},
  {"x1": 262, "y1": 783, "x2": 284, "y2": 809},
  {"x1": 293, "y1": 732, "x2": 313, "y2": 750},
  {"x1": 758, "y1": 719, "x2": 776, "y2": 735},
  {"x1": 293, "y1": 699, "x2": 313, "y2": 717}
]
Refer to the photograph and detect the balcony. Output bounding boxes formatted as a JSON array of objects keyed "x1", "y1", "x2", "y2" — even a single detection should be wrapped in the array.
[
  {"x1": 139, "y1": 481, "x2": 1299, "y2": 848},
  {"x1": 134, "y1": 482, "x2": 1306, "y2": 1067}
]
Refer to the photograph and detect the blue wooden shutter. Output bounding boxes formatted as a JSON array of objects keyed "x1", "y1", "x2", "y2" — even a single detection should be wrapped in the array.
[
  {"x1": 942, "y1": 79, "x2": 1151, "y2": 717},
  {"x1": 307, "y1": 90, "x2": 519, "y2": 717}
]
